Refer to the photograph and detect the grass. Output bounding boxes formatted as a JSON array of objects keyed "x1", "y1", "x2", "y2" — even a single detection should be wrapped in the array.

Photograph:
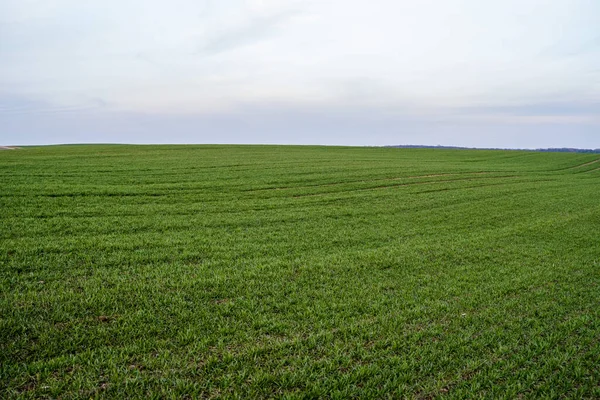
[{"x1": 1, "y1": 144, "x2": 599, "y2": 399}]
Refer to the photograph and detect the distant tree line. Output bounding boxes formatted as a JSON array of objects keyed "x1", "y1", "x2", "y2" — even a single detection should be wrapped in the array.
[
  {"x1": 536, "y1": 148, "x2": 600, "y2": 153},
  {"x1": 385, "y1": 145, "x2": 600, "y2": 153}
]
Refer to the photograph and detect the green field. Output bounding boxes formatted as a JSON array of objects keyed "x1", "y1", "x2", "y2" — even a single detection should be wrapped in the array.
[{"x1": 1, "y1": 145, "x2": 599, "y2": 399}]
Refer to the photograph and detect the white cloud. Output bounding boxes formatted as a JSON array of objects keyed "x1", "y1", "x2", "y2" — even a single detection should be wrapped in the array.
[{"x1": 0, "y1": 0, "x2": 599, "y2": 146}]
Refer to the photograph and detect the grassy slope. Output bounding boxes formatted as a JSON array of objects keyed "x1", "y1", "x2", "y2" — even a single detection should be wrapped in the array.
[{"x1": 1, "y1": 145, "x2": 599, "y2": 399}]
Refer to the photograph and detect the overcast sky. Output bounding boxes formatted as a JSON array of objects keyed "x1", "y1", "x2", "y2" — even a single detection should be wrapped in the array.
[{"x1": 1, "y1": 0, "x2": 599, "y2": 148}]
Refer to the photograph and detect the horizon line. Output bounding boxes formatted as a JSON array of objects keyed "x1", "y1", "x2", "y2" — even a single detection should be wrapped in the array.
[{"x1": 3, "y1": 143, "x2": 600, "y2": 153}]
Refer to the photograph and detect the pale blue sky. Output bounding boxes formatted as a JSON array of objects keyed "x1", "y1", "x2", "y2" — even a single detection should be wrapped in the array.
[{"x1": 1, "y1": 0, "x2": 599, "y2": 148}]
